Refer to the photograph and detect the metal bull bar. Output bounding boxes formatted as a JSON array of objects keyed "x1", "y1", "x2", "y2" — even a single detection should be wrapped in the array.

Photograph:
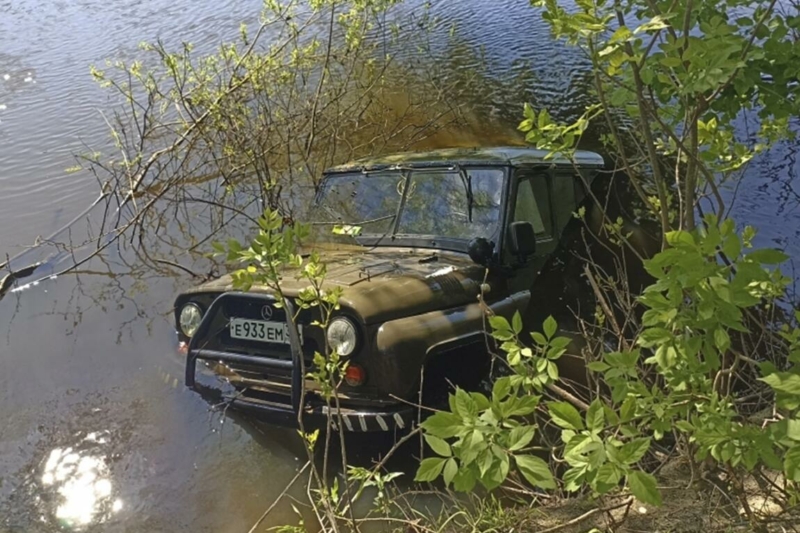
[{"x1": 184, "y1": 292, "x2": 305, "y2": 415}]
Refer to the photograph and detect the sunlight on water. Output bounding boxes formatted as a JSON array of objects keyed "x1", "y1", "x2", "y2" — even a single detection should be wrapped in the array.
[{"x1": 40, "y1": 431, "x2": 122, "y2": 529}]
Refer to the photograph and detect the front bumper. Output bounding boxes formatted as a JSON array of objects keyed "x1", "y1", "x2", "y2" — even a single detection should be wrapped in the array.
[
  {"x1": 184, "y1": 292, "x2": 415, "y2": 433},
  {"x1": 217, "y1": 391, "x2": 416, "y2": 432}
]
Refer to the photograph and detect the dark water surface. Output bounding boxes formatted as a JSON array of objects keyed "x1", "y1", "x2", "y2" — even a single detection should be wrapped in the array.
[{"x1": 1, "y1": 0, "x2": 798, "y2": 531}]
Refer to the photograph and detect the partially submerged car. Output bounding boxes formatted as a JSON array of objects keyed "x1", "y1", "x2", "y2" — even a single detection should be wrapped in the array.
[{"x1": 176, "y1": 146, "x2": 604, "y2": 432}]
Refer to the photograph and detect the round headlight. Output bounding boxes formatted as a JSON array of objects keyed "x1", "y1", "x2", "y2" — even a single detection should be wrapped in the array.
[
  {"x1": 179, "y1": 303, "x2": 203, "y2": 337},
  {"x1": 327, "y1": 317, "x2": 358, "y2": 356}
]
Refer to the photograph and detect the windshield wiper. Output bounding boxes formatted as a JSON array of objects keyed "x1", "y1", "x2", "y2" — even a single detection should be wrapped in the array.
[
  {"x1": 390, "y1": 169, "x2": 412, "y2": 237},
  {"x1": 456, "y1": 164, "x2": 474, "y2": 223}
]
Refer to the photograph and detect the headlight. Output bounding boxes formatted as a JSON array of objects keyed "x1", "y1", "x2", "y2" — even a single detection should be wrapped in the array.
[
  {"x1": 179, "y1": 303, "x2": 203, "y2": 337},
  {"x1": 327, "y1": 317, "x2": 358, "y2": 356}
]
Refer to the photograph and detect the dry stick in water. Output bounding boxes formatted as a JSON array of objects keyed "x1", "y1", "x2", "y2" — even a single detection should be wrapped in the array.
[
  {"x1": 248, "y1": 461, "x2": 311, "y2": 533},
  {"x1": 0, "y1": 191, "x2": 111, "y2": 299},
  {"x1": 0, "y1": 263, "x2": 40, "y2": 299}
]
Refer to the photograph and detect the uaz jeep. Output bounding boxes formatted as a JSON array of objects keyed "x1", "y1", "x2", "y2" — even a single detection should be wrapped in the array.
[{"x1": 176, "y1": 147, "x2": 604, "y2": 432}]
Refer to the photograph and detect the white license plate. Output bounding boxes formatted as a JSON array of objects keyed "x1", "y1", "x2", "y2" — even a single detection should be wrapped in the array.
[{"x1": 229, "y1": 318, "x2": 301, "y2": 344}]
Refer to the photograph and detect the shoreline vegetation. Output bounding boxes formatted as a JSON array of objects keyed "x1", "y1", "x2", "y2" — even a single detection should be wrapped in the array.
[{"x1": 6, "y1": 0, "x2": 800, "y2": 531}]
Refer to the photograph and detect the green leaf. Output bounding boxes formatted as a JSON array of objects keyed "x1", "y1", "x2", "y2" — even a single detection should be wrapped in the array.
[
  {"x1": 478, "y1": 449, "x2": 494, "y2": 478},
  {"x1": 714, "y1": 328, "x2": 731, "y2": 352},
  {"x1": 460, "y1": 430, "x2": 486, "y2": 465},
  {"x1": 784, "y1": 446, "x2": 800, "y2": 482},
  {"x1": 415, "y1": 457, "x2": 446, "y2": 482},
  {"x1": 665, "y1": 230, "x2": 695, "y2": 247},
  {"x1": 603, "y1": 404, "x2": 620, "y2": 426},
  {"x1": 454, "y1": 388, "x2": 478, "y2": 418},
  {"x1": 489, "y1": 315, "x2": 511, "y2": 333},
  {"x1": 586, "y1": 400, "x2": 604, "y2": 432},
  {"x1": 547, "y1": 361, "x2": 559, "y2": 380},
  {"x1": 620, "y1": 396, "x2": 636, "y2": 423},
  {"x1": 523, "y1": 102, "x2": 536, "y2": 121},
  {"x1": 482, "y1": 453, "x2": 510, "y2": 491},
  {"x1": 492, "y1": 376, "x2": 512, "y2": 403},
  {"x1": 786, "y1": 419, "x2": 800, "y2": 441},
  {"x1": 472, "y1": 392, "x2": 491, "y2": 411},
  {"x1": 508, "y1": 426, "x2": 536, "y2": 451},
  {"x1": 627, "y1": 471, "x2": 662, "y2": 506},
  {"x1": 227, "y1": 238, "x2": 242, "y2": 252},
  {"x1": 618, "y1": 438, "x2": 651, "y2": 465},
  {"x1": 332, "y1": 224, "x2": 362, "y2": 236},
  {"x1": 531, "y1": 332, "x2": 547, "y2": 345},
  {"x1": 637, "y1": 327, "x2": 672, "y2": 347},
  {"x1": 722, "y1": 234, "x2": 742, "y2": 259},
  {"x1": 538, "y1": 108, "x2": 550, "y2": 129},
  {"x1": 549, "y1": 337, "x2": 572, "y2": 351},
  {"x1": 609, "y1": 26, "x2": 632, "y2": 43},
  {"x1": 515, "y1": 454, "x2": 556, "y2": 489},
  {"x1": 659, "y1": 56, "x2": 682, "y2": 68},
  {"x1": 587, "y1": 361, "x2": 610, "y2": 372},
  {"x1": 543, "y1": 316, "x2": 557, "y2": 339},
  {"x1": 512, "y1": 311, "x2": 523, "y2": 334},
  {"x1": 452, "y1": 466, "x2": 477, "y2": 492},
  {"x1": 747, "y1": 248, "x2": 788, "y2": 264},
  {"x1": 443, "y1": 458, "x2": 458, "y2": 487},
  {"x1": 760, "y1": 372, "x2": 800, "y2": 396},
  {"x1": 562, "y1": 466, "x2": 585, "y2": 492},
  {"x1": 421, "y1": 411, "x2": 463, "y2": 438},
  {"x1": 760, "y1": 445, "x2": 783, "y2": 471},
  {"x1": 425, "y1": 435, "x2": 452, "y2": 457},
  {"x1": 507, "y1": 395, "x2": 540, "y2": 417},
  {"x1": 549, "y1": 401, "x2": 584, "y2": 430},
  {"x1": 635, "y1": 14, "x2": 668, "y2": 33},
  {"x1": 594, "y1": 463, "x2": 622, "y2": 493},
  {"x1": 597, "y1": 44, "x2": 619, "y2": 57}
]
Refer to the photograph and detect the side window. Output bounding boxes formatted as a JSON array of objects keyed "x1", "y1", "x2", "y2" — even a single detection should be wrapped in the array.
[
  {"x1": 513, "y1": 176, "x2": 553, "y2": 240},
  {"x1": 551, "y1": 172, "x2": 577, "y2": 232}
]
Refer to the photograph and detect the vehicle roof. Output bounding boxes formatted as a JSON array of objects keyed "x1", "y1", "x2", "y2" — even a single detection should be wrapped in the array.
[{"x1": 324, "y1": 146, "x2": 605, "y2": 174}]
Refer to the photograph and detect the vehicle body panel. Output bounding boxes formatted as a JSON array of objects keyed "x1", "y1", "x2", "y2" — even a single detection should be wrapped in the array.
[{"x1": 177, "y1": 146, "x2": 605, "y2": 432}]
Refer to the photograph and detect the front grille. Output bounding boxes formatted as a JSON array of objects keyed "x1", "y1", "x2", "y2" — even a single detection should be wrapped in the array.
[
  {"x1": 219, "y1": 298, "x2": 289, "y2": 322},
  {"x1": 193, "y1": 294, "x2": 323, "y2": 362}
]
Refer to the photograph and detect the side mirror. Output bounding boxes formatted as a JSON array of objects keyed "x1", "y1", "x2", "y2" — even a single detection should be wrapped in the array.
[
  {"x1": 508, "y1": 221, "x2": 537, "y2": 262},
  {"x1": 468, "y1": 237, "x2": 495, "y2": 267}
]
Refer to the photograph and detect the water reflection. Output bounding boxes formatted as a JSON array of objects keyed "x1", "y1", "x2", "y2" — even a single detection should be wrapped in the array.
[{"x1": 40, "y1": 431, "x2": 122, "y2": 529}]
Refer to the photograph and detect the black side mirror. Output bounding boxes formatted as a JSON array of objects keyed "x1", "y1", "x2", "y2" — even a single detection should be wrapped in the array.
[
  {"x1": 468, "y1": 237, "x2": 495, "y2": 266},
  {"x1": 508, "y1": 221, "x2": 537, "y2": 262}
]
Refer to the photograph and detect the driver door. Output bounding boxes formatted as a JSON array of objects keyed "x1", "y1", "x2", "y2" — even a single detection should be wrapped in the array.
[{"x1": 506, "y1": 170, "x2": 555, "y2": 294}]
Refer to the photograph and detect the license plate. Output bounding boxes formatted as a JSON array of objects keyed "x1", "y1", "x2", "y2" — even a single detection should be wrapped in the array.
[{"x1": 229, "y1": 318, "x2": 301, "y2": 344}]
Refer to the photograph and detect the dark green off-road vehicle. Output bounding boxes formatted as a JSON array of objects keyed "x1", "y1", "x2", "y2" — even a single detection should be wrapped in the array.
[{"x1": 176, "y1": 147, "x2": 604, "y2": 432}]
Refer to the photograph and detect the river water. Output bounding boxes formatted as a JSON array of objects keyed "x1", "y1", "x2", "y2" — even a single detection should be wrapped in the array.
[{"x1": 0, "y1": 1, "x2": 798, "y2": 531}]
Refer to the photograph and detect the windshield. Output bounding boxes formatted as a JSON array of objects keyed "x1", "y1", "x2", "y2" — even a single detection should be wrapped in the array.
[{"x1": 314, "y1": 167, "x2": 505, "y2": 243}]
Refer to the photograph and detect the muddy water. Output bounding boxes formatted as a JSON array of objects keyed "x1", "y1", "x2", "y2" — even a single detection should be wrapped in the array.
[{"x1": 1, "y1": 0, "x2": 799, "y2": 531}]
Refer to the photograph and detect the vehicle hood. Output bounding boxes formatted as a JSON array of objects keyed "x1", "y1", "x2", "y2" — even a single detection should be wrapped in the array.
[{"x1": 189, "y1": 247, "x2": 486, "y2": 324}]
